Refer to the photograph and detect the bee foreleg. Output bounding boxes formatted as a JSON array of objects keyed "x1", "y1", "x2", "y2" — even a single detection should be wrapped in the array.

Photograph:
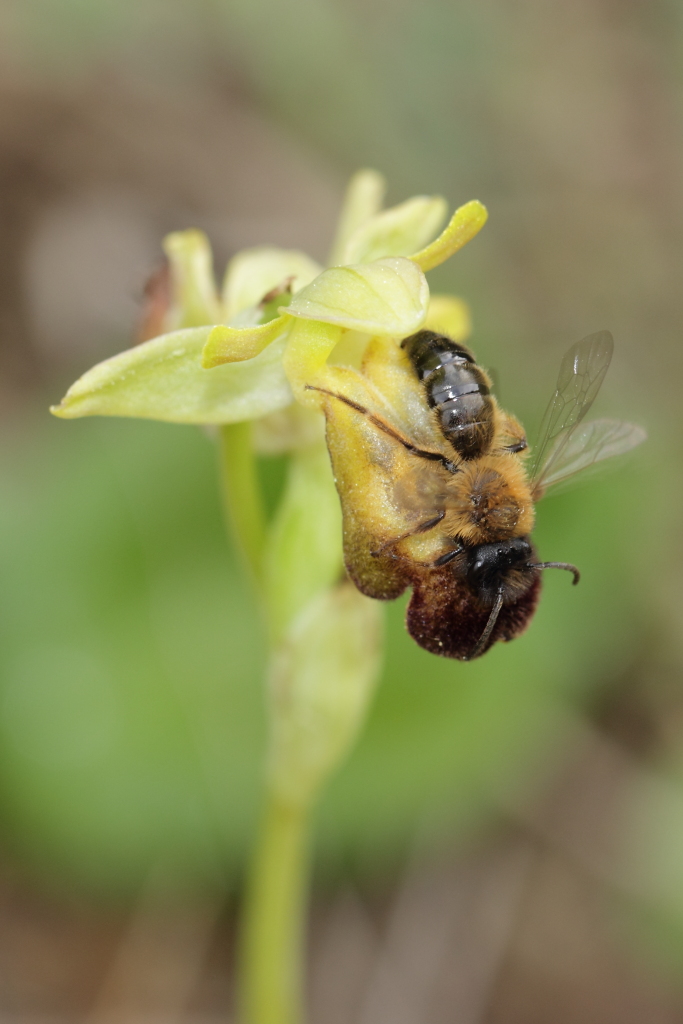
[
  {"x1": 370, "y1": 512, "x2": 446, "y2": 558},
  {"x1": 379, "y1": 545, "x2": 464, "y2": 569},
  {"x1": 305, "y1": 385, "x2": 460, "y2": 474},
  {"x1": 431, "y1": 546, "x2": 463, "y2": 567},
  {"x1": 372, "y1": 519, "x2": 464, "y2": 570}
]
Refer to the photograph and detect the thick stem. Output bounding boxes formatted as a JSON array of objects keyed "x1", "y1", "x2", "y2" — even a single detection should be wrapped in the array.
[
  {"x1": 239, "y1": 794, "x2": 310, "y2": 1024},
  {"x1": 218, "y1": 422, "x2": 266, "y2": 592}
]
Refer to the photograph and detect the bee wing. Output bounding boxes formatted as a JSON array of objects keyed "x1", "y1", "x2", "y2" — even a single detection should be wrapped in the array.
[
  {"x1": 533, "y1": 417, "x2": 646, "y2": 496},
  {"x1": 529, "y1": 331, "x2": 614, "y2": 489}
]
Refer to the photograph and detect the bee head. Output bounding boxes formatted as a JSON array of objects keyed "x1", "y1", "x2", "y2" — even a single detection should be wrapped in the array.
[{"x1": 464, "y1": 536, "x2": 536, "y2": 606}]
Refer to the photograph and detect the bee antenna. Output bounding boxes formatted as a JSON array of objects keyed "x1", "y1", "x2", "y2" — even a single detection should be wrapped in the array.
[
  {"x1": 527, "y1": 562, "x2": 580, "y2": 585},
  {"x1": 468, "y1": 588, "x2": 505, "y2": 661}
]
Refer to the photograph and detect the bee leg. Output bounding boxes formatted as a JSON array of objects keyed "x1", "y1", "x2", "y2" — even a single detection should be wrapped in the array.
[
  {"x1": 431, "y1": 546, "x2": 464, "y2": 567},
  {"x1": 504, "y1": 438, "x2": 528, "y2": 453},
  {"x1": 305, "y1": 385, "x2": 460, "y2": 474},
  {"x1": 370, "y1": 512, "x2": 445, "y2": 558},
  {"x1": 381, "y1": 545, "x2": 464, "y2": 568},
  {"x1": 374, "y1": 530, "x2": 465, "y2": 571}
]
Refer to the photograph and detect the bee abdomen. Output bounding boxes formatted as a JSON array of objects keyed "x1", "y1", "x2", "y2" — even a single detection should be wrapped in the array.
[{"x1": 402, "y1": 330, "x2": 495, "y2": 460}]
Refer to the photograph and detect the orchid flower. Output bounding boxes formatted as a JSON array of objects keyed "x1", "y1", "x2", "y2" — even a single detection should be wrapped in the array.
[{"x1": 52, "y1": 170, "x2": 485, "y2": 425}]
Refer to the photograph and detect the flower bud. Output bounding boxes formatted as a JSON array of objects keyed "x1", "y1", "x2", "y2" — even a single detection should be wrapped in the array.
[{"x1": 267, "y1": 582, "x2": 383, "y2": 808}]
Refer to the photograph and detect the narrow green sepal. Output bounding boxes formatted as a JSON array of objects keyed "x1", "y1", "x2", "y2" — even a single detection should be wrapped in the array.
[
  {"x1": 163, "y1": 229, "x2": 223, "y2": 327},
  {"x1": 51, "y1": 327, "x2": 292, "y2": 424},
  {"x1": 328, "y1": 169, "x2": 387, "y2": 266}
]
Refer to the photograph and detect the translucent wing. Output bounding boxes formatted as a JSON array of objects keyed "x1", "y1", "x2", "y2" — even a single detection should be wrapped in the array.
[
  {"x1": 535, "y1": 418, "x2": 646, "y2": 495},
  {"x1": 530, "y1": 331, "x2": 614, "y2": 488}
]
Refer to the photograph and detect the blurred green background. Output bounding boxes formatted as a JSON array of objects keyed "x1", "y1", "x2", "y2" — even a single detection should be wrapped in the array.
[{"x1": 1, "y1": 1, "x2": 683, "y2": 1020}]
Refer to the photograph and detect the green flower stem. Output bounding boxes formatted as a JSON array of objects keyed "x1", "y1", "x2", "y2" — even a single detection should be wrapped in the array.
[
  {"x1": 217, "y1": 431, "x2": 320, "y2": 1024},
  {"x1": 240, "y1": 793, "x2": 310, "y2": 1024},
  {"x1": 219, "y1": 422, "x2": 267, "y2": 591}
]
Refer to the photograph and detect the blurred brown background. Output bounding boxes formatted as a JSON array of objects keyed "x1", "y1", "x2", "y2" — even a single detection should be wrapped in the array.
[{"x1": 1, "y1": 1, "x2": 683, "y2": 1021}]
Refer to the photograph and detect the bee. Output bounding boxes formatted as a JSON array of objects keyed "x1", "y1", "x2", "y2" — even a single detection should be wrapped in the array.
[{"x1": 309, "y1": 327, "x2": 645, "y2": 660}]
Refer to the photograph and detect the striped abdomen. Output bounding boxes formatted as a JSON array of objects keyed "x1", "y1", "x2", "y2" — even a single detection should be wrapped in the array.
[{"x1": 401, "y1": 330, "x2": 495, "y2": 461}]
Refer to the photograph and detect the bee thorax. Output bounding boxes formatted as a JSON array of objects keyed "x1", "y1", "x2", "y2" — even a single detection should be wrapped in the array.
[{"x1": 443, "y1": 464, "x2": 530, "y2": 543}]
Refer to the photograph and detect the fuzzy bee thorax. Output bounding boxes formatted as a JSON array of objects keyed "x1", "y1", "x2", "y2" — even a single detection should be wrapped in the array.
[{"x1": 440, "y1": 455, "x2": 535, "y2": 544}]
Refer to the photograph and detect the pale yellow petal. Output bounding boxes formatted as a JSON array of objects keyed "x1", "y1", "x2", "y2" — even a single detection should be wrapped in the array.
[
  {"x1": 424, "y1": 294, "x2": 472, "y2": 341},
  {"x1": 340, "y1": 195, "x2": 448, "y2": 265},
  {"x1": 163, "y1": 230, "x2": 222, "y2": 327},
  {"x1": 222, "y1": 246, "x2": 322, "y2": 319},
  {"x1": 411, "y1": 200, "x2": 488, "y2": 272},
  {"x1": 201, "y1": 316, "x2": 289, "y2": 368},
  {"x1": 328, "y1": 168, "x2": 386, "y2": 265},
  {"x1": 285, "y1": 257, "x2": 429, "y2": 336}
]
